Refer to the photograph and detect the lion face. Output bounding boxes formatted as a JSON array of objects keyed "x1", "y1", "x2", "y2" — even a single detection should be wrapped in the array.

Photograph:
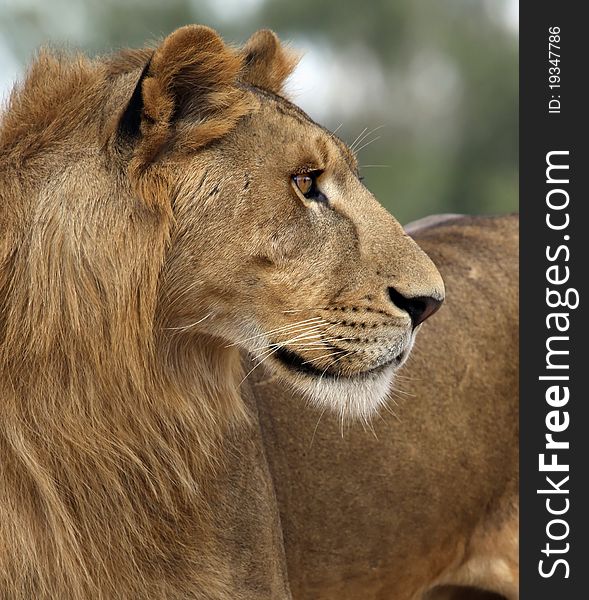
[
  {"x1": 128, "y1": 29, "x2": 444, "y2": 419},
  {"x1": 1, "y1": 26, "x2": 442, "y2": 423}
]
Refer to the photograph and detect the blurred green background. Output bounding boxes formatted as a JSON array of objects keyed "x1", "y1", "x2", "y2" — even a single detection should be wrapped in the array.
[{"x1": 0, "y1": 0, "x2": 518, "y2": 224}]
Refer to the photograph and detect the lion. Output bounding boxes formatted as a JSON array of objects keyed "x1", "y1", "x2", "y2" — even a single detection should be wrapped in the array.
[
  {"x1": 0, "y1": 25, "x2": 447, "y2": 599},
  {"x1": 254, "y1": 214, "x2": 519, "y2": 600}
]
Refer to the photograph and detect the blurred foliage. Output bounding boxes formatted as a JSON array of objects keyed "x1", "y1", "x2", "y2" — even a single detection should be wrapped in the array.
[{"x1": 0, "y1": 0, "x2": 517, "y2": 223}]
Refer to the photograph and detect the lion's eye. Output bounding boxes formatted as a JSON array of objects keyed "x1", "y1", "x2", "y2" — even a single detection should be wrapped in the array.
[
  {"x1": 291, "y1": 171, "x2": 328, "y2": 203},
  {"x1": 293, "y1": 174, "x2": 313, "y2": 196}
]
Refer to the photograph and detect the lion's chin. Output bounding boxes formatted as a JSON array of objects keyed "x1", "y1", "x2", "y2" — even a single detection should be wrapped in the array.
[{"x1": 272, "y1": 361, "x2": 397, "y2": 422}]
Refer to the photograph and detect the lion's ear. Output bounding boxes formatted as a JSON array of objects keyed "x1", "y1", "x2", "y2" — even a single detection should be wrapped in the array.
[
  {"x1": 241, "y1": 30, "x2": 299, "y2": 94},
  {"x1": 118, "y1": 55, "x2": 153, "y2": 141},
  {"x1": 118, "y1": 25, "x2": 249, "y2": 165}
]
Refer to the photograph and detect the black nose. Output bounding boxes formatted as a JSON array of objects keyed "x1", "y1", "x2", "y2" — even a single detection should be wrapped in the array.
[{"x1": 388, "y1": 287, "x2": 443, "y2": 328}]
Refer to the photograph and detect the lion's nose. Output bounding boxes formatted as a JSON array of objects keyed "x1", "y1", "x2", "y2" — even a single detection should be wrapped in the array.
[{"x1": 387, "y1": 287, "x2": 443, "y2": 329}]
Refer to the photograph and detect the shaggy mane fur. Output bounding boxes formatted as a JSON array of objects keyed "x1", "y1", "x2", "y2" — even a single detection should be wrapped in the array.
[{"x1": 0, "y1": 25, "x2": 298, "y2": 598}]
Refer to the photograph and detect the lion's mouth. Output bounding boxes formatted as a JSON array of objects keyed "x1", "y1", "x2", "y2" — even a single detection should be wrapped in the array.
[{"x1": 274, "y1": 346, "x2": 402, "y2": 379}]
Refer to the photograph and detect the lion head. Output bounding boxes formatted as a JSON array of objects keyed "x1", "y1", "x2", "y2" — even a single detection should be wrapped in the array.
[
  {"x1": 153, "y1": 28, "x2": 445, "y2": 418},
  {"x1": 0, "y1": 24, "x2": 446, "y2": 597},
  {"x1": 1, "y1": 25, "x2": 443, "y2": 424}
]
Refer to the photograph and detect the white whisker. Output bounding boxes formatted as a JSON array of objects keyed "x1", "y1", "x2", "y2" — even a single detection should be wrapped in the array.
[
  {"x1": 225, "y1": 317, "x2": 324, "y2": 347},
  {"x1": 165, "y1": 313, "x2": 212, "y2": 331},
  {"x1": 327, "y1": 350, "x2": 354, "y2": 368},
  {"x1": 354, "y1": 135, "x2": 381, "y2": 155},
  {"x1": 301, "y1": 349, "x2": 347, "y2": 365},
  {"x1": 281, "y1": 307, "x2": 328, "y2": 314},
  {"x1": 350, "y1": 125, "x2": 385, "y2": 152},
  {"x1": 349, "y1": 127, "x2": 368, "y2": 152},
  {"x1": 310, "y1": 405, "x2": 328, "y2": 448},
  {"x1": 382, "y1": 401, "x2": 402, "y2": 423},
  {"x1": 250, "y1": 331, "x2": 357, "y2": 353},
  {"x1": 390, "y1": 386, "x2": 415, "y2": 398},
  {"x1": 239, "y1": 349, "x2": 282, "y2": 386},
  {"x1": 241, "y1": 327, "x2": 336, "y2": 385}
]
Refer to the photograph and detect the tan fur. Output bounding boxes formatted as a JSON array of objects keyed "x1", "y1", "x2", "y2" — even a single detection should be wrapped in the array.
[
  {"x1": 254, "y1": 215, "x2": 519, "y2": 600},
  {"x1": 0, "y1": 26, "x2": 445, "y2": 599},
  {"x1": 241, "y1": 30, "x2": 300, "y2": 94}
]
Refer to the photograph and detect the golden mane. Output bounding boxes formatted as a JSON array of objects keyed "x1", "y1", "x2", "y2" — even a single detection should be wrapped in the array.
[{"x1": 0, "y1": 34, "x2": 253, "y2": 598}]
